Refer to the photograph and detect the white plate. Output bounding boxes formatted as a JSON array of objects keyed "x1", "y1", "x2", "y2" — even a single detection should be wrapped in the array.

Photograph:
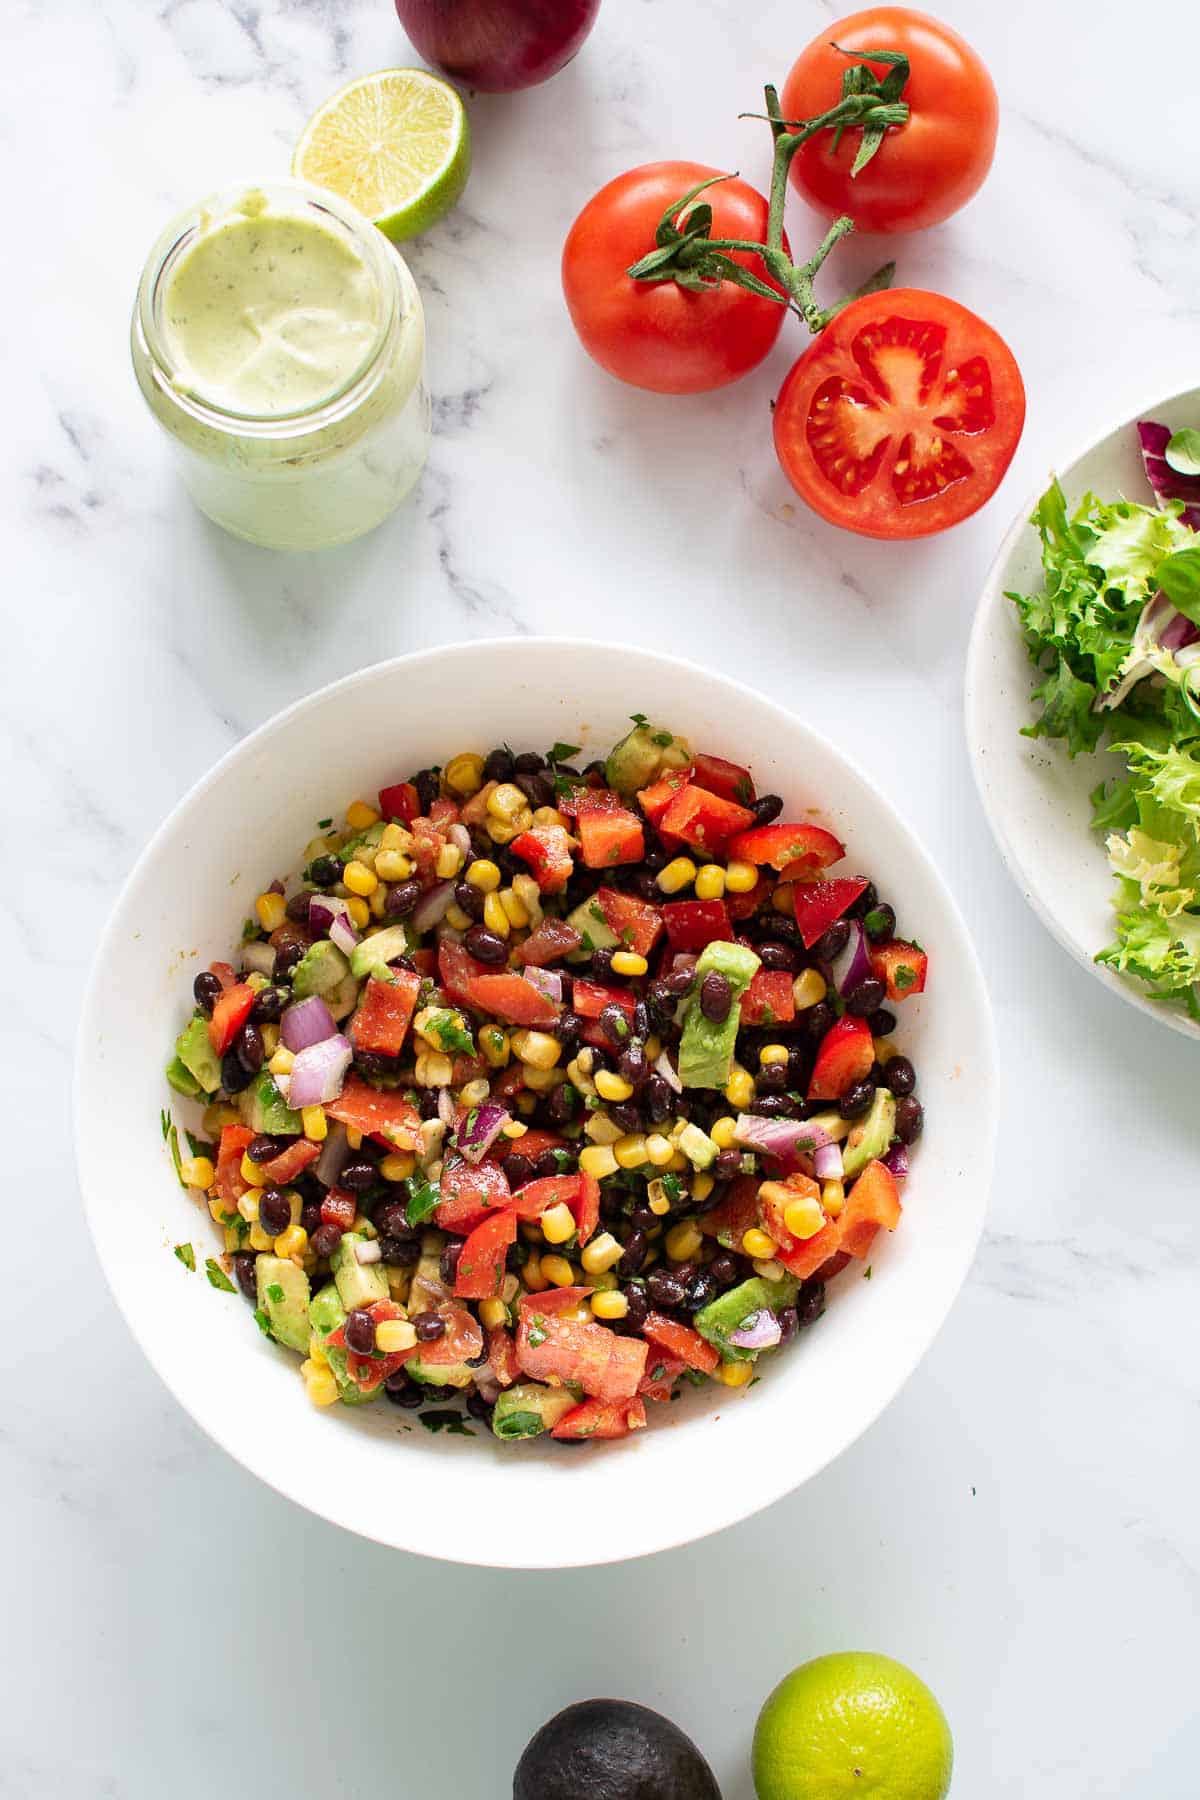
[
  {"x1": 76, "y1": 639, "x2": 994, "y2": 1567},
  {"x1": 966, "y1": 384, "x2": 1200, "y2": 1042}
]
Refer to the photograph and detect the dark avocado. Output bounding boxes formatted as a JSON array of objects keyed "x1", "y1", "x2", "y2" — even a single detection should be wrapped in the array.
[{"x1": 513, "y1": 1698, "x2": 722, "y2": 1800}]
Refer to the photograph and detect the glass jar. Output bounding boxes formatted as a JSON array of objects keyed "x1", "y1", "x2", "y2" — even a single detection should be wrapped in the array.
[{"x1": 131, "y1": 179, "x2": 430, "y2": 551}]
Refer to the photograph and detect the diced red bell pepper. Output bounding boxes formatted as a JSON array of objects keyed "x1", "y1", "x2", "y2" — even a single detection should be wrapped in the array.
[
  {"x1": 257, "y1": 1138, "x2": 321, "y2": 1186},
  {"x1": 411, "y1": 1300, "x2": 484, "y2": 1367},
  {"x1": 808, "y1": 1015, "x2": 874, "y2": 1101},
  {"x1": 208, "y1": 981, "x2": 255, "y2": 1055},
  {"x1": 511, "y1": 824, "x2": 576, "y2": 893},
  {"x1": 596, "y1": 887, "x2": 663, "y2": 958},
  {"x1": 692, "y1": 752, "x2": 756, "y2": 807},
  {"x1": 551, "y1": 1396, "x2": 648, "y2": 1440},
  {"x1": 438, "y1": 940, "x2": 493, "y2": 1008},
  {"x1": 517, "y1": 917, "x2": 584, "y2": 966},
  {"x1": 349, "y1": 969, "x2": 422, "y2": 1058},
  {"x1": 639, "y1": 1352, "x2": 686, "y2": 1403},
  {"x1": 792, "y1": 877, "x2": 871, "y2": 948},
  {"x1": 516, "y1": 1291, "x2": 647, "y2": 1401},
  {"x1": 378, "y1": 780, "x2": 420, "y2": 823},
  {"x1": 698, "y1": 1175, "x2": 760, "y2": 1251},
  {"x1": 507, "y1": 1128, "x2": 565, "y2": 1160},
  {"x1": 740, "y1": 969, "x2": 796, "y2": 1028},
  {"x1": 486, "y1": 1323, "x2": 520, "y2": 1388},
  {"x1": 838, "y1": 1158, "x2": 902, "y2": 1259},
  {"x1": 725, "y1": 872, "x2": 772, "y2": 921},
  {"x1": 572, "y1": 1172, "x2": 600, "y2": 1247},
  {"x1": 641, "y1": 1311, "x2": 720, "y2": 1375},
  {"x1": 320, "y1": 1189, "x2": 357, "y2": 1232},
  {"x1": 464, "y1": 972, "x2": 560, "y2": 1026},
  {"x1": 509, "y1": 1173, "x2": 581, "y2": 1220},
  {"x1": 777, "y1": 1216, "x2": 842, "y2": 1280},
  {"x1": 728, "y1": 821, "x2": 845, "y2": 872},
  {"x1": 331, "y1": 1298, "x2": 419, "y2": 1392},
  {"x1": 454, "y1": 1209, "x2": 517, "y2": 1299},
  {"x1": 577, "y1": 805, "x2": 645, "y2": 869},
  {"x1": 662, "y1": 899, "x2": 734, "y2": 953},
  {"x1": 868, "y1": 940, "x2": 928, "y2": 1002},
  {"x1": 325, "y1": 1077, "x2": 422, "y2": 1151},
  {"x1": 560, "y1": 785, "x2": 625, "y2": 819},
  {"x1": 658, "y1": 785, "x2": 755, "y2": 854},
  {"x1": 434, "y1": 1155, "x2": 512, "y2": 1233},
  {"x1": 636, "y1": 769, "x2": 693, "y2": 833},
  {"x1": 571, "y1": 979, "x2": 636, "y2": 1021},
  {"x1": 214, "y1": 1124, "x2": 254, "y2": 1208}
]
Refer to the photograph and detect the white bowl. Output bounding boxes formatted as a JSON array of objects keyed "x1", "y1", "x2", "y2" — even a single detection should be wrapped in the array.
[
  {"x1": 965, "y1": 384, "x2": 1200, "y2": 1041},
  {"x1": 76, "y1": 639, "x2": 995, "y2": 1567}
]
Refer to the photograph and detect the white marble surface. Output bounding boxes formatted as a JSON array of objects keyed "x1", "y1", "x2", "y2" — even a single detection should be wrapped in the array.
[{"x1": 7, "y1": 0, "x2": 1200, "y2": 1792}]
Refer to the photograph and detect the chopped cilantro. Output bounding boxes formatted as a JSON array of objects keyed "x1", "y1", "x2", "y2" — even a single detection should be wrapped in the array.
[
  {"x1": 683, "y1": 1369, "x2": 708, "y2": 1388},
  {"x1": 734, "y1": 776, "x2": 754, "y2": 806},
  {"x1": 253, "y1": 1307, "x2": 274, "y2": 1339},
  {"x1": 493, "y1": 1409, "x2": 544, "y2": 1440},
  {"x1": 863, "y1": 908, "x2": 890, "y2": 937},
  {"x1": 621, "y1": 926, "x2": 636, "y2": 946},
  {"x1": 579, "y1": 931, "x2": 595, "y2": 953},
  {"x1": 241, "y1": 917, "x2": 261, "y2": 943},
  {"x1": 184, "y1": 1130, "x2": 214, "y2": 1161},
  {"x1": 660, "y1": 1172, "x2": 683, "y2": 1204},
  {"x1": 588, "y1": 901, "x2": 606, "y2": 923},
  {"x1": 652, "y1": 731, "x2": 673, "y2": 747},
  {"x1": 527, "y1": 1321, "x2": 548, "y2": 1349},
  {"x1": 173, "y1": 1243, "x2": 195, "y2": 1271},
  {"x1": 317, "y1": 817, "x2": 333, "y2": 829},
  {"x1": 160, "y1": 1113, "x2": 184, "y2": 1186},
  {"x1": 420, "y1": 1410, "x2": 474, "y2": 1436},
  {"x1": 894, "y1": 965, "x2": 916, "y2": 991},
  {"x1": 606, "y1": 846, "x2": 622, "y2": 863},
  {"x1": 630, "y1": 713, "x2": 649, "y2": 728},
  {"x1": 426, "y1": 1009, "x2": 474, "y2": 1055},
  {"x1": 266, "y1": 1283, "x2": 285, "y2": 1305},
  {"x1": 760, "y1": 1003, "x2": 776, "y2": 1025},
  {"x1": 864, "y1": 1265, "x2": 873, "y2": 1279},
  {"x1": 226, "y1": 1215, "x2": 250, "y2": 1247},
  {"x1": 205, "y1": 1258, "x2": 236, "y2": 1293},
  {"x1": 405, "y1": 1177, "x2": 440, "y2": 1225},
  {"x1": 546, "y1": 741, "x2": 582, "y2": 764}
]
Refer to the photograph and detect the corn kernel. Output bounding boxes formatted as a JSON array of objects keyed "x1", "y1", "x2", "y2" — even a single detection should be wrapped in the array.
[
  {"x1": 487, "y1": 812, "x2": 532, "y2": 845},
  {"x1": 239, "y1": 1152, "x2": 269, "y2": 1189},
  {"x1": 579, "y1": 1144, "x2": 619, "y2": 1180},
  {"x1": 375, "y1": 848, "x2": 413, "y2": 882},
  {"x1": 512, "y1": 873, "x2": 543, "y2": 928},
  {"x1": 522, "y1": 1066, "x2": 564, "y2": 1093},
  {"x1": 345, "y1": 895, "x2": 370, "y2": 929},
  {"x1": 657, "y1": 856, "x2": 697, "y2": 895},
  {"x1": 380, "y1": 1152, "x2": 415, "y2": 1182},
  {"x1": 591, "y1": 1290, "x2": 629, "y2": 1321},
  {"x1": 345, "y1": 800, "x2": 380, "y2": 832},
  {"x1": 540, "y1": 1202, "x2": 576, "y2": 1244},
  {"x1": 594, "y1": 1069, "x2": 634, "y2": 1103},
  {"x1": 580, "y1": 1231, "x2": 624, "y2": 1275},
  {"x1": 179, "y1": 1155, "x2": 215, "y2": 1190},
  {"x1": 665, "y1": 1221, "x2": 703, "y2": 1262},
  {"x1": 457, "y1": 1078, "x2": 489, "y2": 1109},
  {"x1": 479, "y1": 1297, "x2": 509, "y2": 1330},
  {"x1": 724, "y1": 860, "x2": 758, "y2": 895},
  {"x1": 387, "y1": 1268, "x2": 412, "y2": 1303},
  {"x1": 301, "y1": 1105, "x2": 327, "y2": 1143},
  {"x1": 482, "y1": 891, "x2": 510, "y2": 938},
  {"x1": 666, "y1": 1149, "x2": 689, "y2": 1173},
  {"x1": 873, "y1": 1038, "x2": 898, "y2": 1065},
  {"x1": 274, "y1": 1224, "x2": 308, "y2": 1263},
  {"x1": 692, "y1": 1172, "x2": 714, "y2": 1203},
  {"x1": 486, "y1": 782, "x2": 525, "y2": 821},
  {"x1": 708, "y1": 1117, "x2": 737, "y2": 1151},
  {"x1": 495, "y1": 887, "x2": 527, "y2": 930},
  {"x1": 585, "y1": 1112, "x2": 623, "y2": 1146},
  {"x1": 646, "y1": 1180, "x2": 672, "y2": 1216},
  {"x1": 380, "y1": 822, "x2": 413, "y2": 852},
  {"x1": 343, "y1": 859, "x2": 378, "y2": 897},
  {"x1": 268, "y1": 1047, "x2": 295, "y2": 1077},
  {"x1": 693, "y1": 864, "x2": 727, "y2": 901},
  {"x1": 759, "y1": 1043, "x2": 790, "y2": 1067},
  {"x1": 435, "y1": 842, "x2": 464, "y2": 880},
  {"x1": 249, "y1": 1221, "x2": 274, "y2": 1252},
  {"x1": 741, "y1": 1227, "x2": 777, "y2": 1260},
  {"x1": 371, "y1": 883, "x2": 390, "y2": 919},
  {"x1": 645, "y1": 1133, "x2": 674, "y2": 1167},
  {"x1": 511, "y1": 1029, "x2": 561, "y2": 1071},
  {"x1": 254, "y1": 890, "x2": 286, "y2": 932},
  {"x1": 614, "y1": 1133, "x2": 648, "y2": 1170},
  {"x1": 752, "y1": 1257, "x2": 786, "y2": 1282},
  {"x1": 415, "y1": 1051, "x2": 453, "y2": 1087},
  {"x1": 724, "y1": 1066, "x2": 754, "y2": 1110},
  {"x1": 644, "y1": 1034, "x2": 662, "y2": 1062},
  {"x1": 611, "y1": 950, "x2": 648, "y2": 978},
  {"x1": 540, "y1": 1254, "x2": 576, "y2": 1288},
  {"x1": 792, "y1": 968, "x2": 828, "y2": 1010},
  {"x1": 260, "y1": 1023, "x2": 280, "y2": 1055},
  {"x1": 445, "y1": 752, "x2": 486, "y2": 797},
  {"x1": 465, "y1": 858, "x2": 501, "y2": 892},
  {"x1": 531, "y1": 806, "x2": 569, "y2": 830},
  {"x1": 716, "y1": 1359, "x2": 754, "y2": 1388},
  {"x1": 479, "y1": 1024, "x2": 510, "y2": 1068},
  {"x1": 302, "y1": 1361, "x2": 340, "y2": 1407},
  {"x1": 500, "y1": 1119, "x2": 527, "y2": 1140},
  {"x1": 515, "y1": 1092, "x2": 537, "y2": 1115},
  {"x1": 375, "y1": 1318, "x2": 417, "y2": 1355},
  {"x1": 345, "y1": 1127, "x2": 363, "y2": 1150},
  {"x1": 202, "y1": 1102, "x2": 241, "y2": 1135},
  {"x1": 784, "y1": 1195, "x2": 826, "y2": 1240},
  {"x1": 822, "y1": 1180, "x2": 846, "y2": 1217},
  {"x1": 308, "y1": 1333, "x2": 329, "y2": 1366}
]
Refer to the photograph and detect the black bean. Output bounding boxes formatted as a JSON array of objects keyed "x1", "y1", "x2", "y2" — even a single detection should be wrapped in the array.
[
  {"x1": 700, "y1": 971, "x2": 732, "y2": 1023},
  {"x1": 379, "y1": 1235, "x2": 421, "y2": 1267},
  {"x1": 501, "y1": 1153, "x2": 533, "y2": 1189},
  {"x1": 845, "y1": 977, "x2": 886, "y2": 1018},
  {"x1": 758, "y1": 941, "x2": 801, "y2": 973},
  {"x1": 513, "y1": 751, "x2": 546, "y2": 776},
  {"x1": 463, "y1": 925, "x2": 508, "y2": 964},
  {"x1": 418, "y1": 1088, "x2": 443, "y2": 1120},
  {"x1": 626, "y1": 1203, "x2": 654, "y2": 1235},
  {"x1": 232, "y1": 1252, "x2": 258, "y2": 1299},
  {"x1": 630, "y1": 871, "x2": 663, "y2": 904},
  {"x1": 839, "y1": 1079, "x2": 876, "y2": 1120},
  {"x1": 547, "y1": 1084, "x2": 577, "y2": 1125},
  {"x1": 599, "y1": 1003, "x2": 632, "y2": 1047},
  {"x1": 483, "y1": 747, "x2": 515, "y2": 784},
  {"x1": 608, "y1": 1100, "x2": 643, "y2": 1135},
  {"x1": 344, "y1": 1309, "x2": 376, "y2": 1354},
  {"x1": 385, "y1": 879, "x2": 422, "y2": 920},
  {"x1": 868, "y1": 1007, "x2": 896, "y2": 1037},
  {"x1": 192, "y1": 970, "x2": 222, "y2": 1016},
  {"x1": 752, "y1": 1094, "x2": 794, "y2": 1118},
  {"x1": 466, "y1": 1346, "x2": 489, "y2": 1368},
  {"x1": 642, "y1": 1074, "x2": 673, "y2": 1125},
  {"x1": 220, "y1": 1048, "x2": 254, "y2": 1094},
  {"x1": 750, "y1": 794, "x2": 783, "y2": 826},
  {"x1": 617, "y1": 1230, "x2": 648, "y2": 1279},
  {"x1": 340, "y1": 1160, "x2": 378, "y2": 1193},
  {"x1": 272, "y1": 939, "x2": 305, "y2": 979},
  {"x1": 385, "y1": 1380, "x2": 424, "y2": 1408},
  {"x1": 453, "y1": 880, "x2": 485, "y2": 920},
  {"x1": 590, "y1": 946, "x2": 616, "y2": 980},
  {"x1": 632, "y1": 1001, "x2": 650, "y2": 1039},
  {"x1": 250, "y1": 985, "x2": 287, "y2": 1024},
  {"x1": 802, "y1": 1001, "x2": 835, "y2": 1042},
  {"x1": 618, "y1": 1040, "x2": 648, "y2": 1088},
  {"x1": 668, "y1": 1261, "x2": 699, "y2": 1291},
  {"x1": 787, "y1": 1044, "x2": 813, "y2": 1087},
  {"x1": 646, "y1": 1268, "x2": 687, "y2": 1309},
  {"x1": 246, "y1": 1133, "x2": 287, "y2": 1163},
  {"x1": 258, "y1": 1189, "x2": 293, "y2": 1236},
  {"x1": 684, "y1": 1271, "x2": 718, "y2": 1312},
  {"x1": 622, "y1": 1285, "x2": 649, "y2": 1331},
  {"x1": 310, "y1": 1223, "x2": 343, "y2": 1258},
  {"x1": 516, "y1": 771, "x2": 555, "y2": 809},
  {"x1": 894, "y1": 1096, "x2": 924, "y2": 1144},
  {"x1": 532, "y1": 1149, "x2": 560, "y2": 1180},
  {"x1": 662, "y1": 967, "x2": 697, "y2": 997},
  {"x1": 506, "y1": 1240, "x2": 528, "y2": 1271},
  {"x1": 284, "y1": 890, "x2": 313, "y2": 924},
  {"x1": 234, "y1": 1021, "x2": 264, "y2": 1075},
  {"x1": 755, "y1": 1063, "x2": 788, "y2": 1095},
  {"x1": 813, "y1": 920, "x2": 851, "y2": 963},
  {"x1": 413, "y1": 1312, "x2": 447, "y2": 1343},
  {"x1": 777, "y1": 1307, "x2": 799, "y2": 1346},
  {"x1": 848, "y1": 882, "x2": 877, "y2": 920},
  {"x1": 795, "y1": 1281, "x2": 826, "y2": 1330},
  {"x1": 308, "y1": 854, "x2": 343, "y2": 889},
  {"x1": 884, "y1": 1055, "x2": 916, "y2": 1097},
  {"x1": 708, "y1": 1251, "x2": 741, "y2": 1289},
  {"x1": 440, "y1": 1242, "x2": 464, "y2": 1285},
  {"x1": 713, "y1": 1149, "x2": 743, "y2": 1184},
  {"x1": 641, "y1": 840, "x2": 668, "y2": 872},
  {"x1": 551, "y1": 1014, "x2": 583, "y2": 1055},
  {"x1": 466, "y1": 1390, "x2": 494, "y2": 1424},
  {"x1": 419, "y1": 1384, "x2": 459, "y2": 1403},
  {"x1": 863, "y1": 902, "x2": 896, "y2": 943},
  {"x1": 300, "y1": 1199, "x2": 324, "y2": 1235},
  {"x1": 414, "y1": 769, "x2": 439, "y2": 813}
]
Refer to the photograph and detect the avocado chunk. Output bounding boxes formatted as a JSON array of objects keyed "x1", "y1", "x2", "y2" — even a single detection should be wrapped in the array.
[
  {"x1": 842, "y1": 1087, "x2": 896, "y2": 1179},
  {"x1": 238, "y1": 1069, "x2": 301, "y2": 1136},
  {"x1": 605, "y1": 722, "x2": 692, "y2": 796},
  {"x1": 565, "y1": 895, "x2": 620, "y2": 959},
  {"x1": 491, "y1": 1381, "x2": 578, "y2": 1440},
  {"x1": 514, "y1": 1699, "x2": 721, "y2": 1800},
  {"x1": 325, "y1": 970, "x2": 362, "y2": 1023},
  {"x1": 291, "y1": 938, "x2": 350, "y2": 1000},
  {"x1": 350, "y1": 925, "x2": 416, "y2": 981},
  {"x1": 331, "y1": 1233, "x2": 390, "y2": 1312},
  {"x1": 165, "y1": 1054, "x2": 201, "y2": 1098},
  {"x1": 407, "y1": 1353, "x2": 477, "y2": 1390},
  {"x1": 173, "y1": 1011, "x2": 222, "y2": 1094},
  {"x1": 675, "y1": 1121, "x2": 718, "y2": 1170},
  {"x1": 308, "y1": 1283, "x2": 376, "y2": 1404},
  {"x1": 256, "y1": 1255, "x2": 312, "y2": 1354},
  {"x1": 694, "y1": 1274, "x2": 799, "y2": 1362},
  {"x1": 677, "y1": 940, "x2": 761, "y2": 1089}
]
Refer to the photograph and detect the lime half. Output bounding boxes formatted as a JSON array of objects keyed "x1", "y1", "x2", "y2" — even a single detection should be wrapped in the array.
[
  {"x1": 293, "y1": 68, "x2": 470, "y2": 242},
  {"x1": 753, "y1": 1653, "x2": 953, "y2": 1800}
]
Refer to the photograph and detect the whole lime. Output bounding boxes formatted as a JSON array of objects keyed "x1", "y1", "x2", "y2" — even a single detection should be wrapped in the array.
[{"x1": 752, "y1": 1652, "x2": 953, "y2": 1800}]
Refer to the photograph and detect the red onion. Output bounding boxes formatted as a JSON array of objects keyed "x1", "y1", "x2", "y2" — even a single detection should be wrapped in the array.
[
  {"x1": 437, "y1": 1087, "x2": 457, "y2": 1126},
  {"x1": 242, "y1": 941, "x2": 276, "y2": 978},
  {"x1": 413, "y1": 879, "x2": 455, "y2": 933},
  {"x1": 329, "y1": 914, "x2": 359, "y2": 957},
  {"x1": 287, "y1": 1034, "x2": 353, "y2": 1107},
  {"x1": 814, "y1": 1140, "x2": 844, "y2": 1181},
  {"x1": 729, "y1": 1309, "x2": 782, "y2": 1351},
  {"x1": 447, "y1": 822, "x2": 472, "y2": 859},
  {"x1": 308, "y1": 893, "x2": 359, "y2": 956},
  {"x1": 281, "y1": 996, "x2": 338, "y2": 1052},
  {"x1": 315, "y1": 1120, "x2": 351, "y2": 1187},
  {"x1": 839, "y1": 920, "x2": 873, "y2": 998},
  {"x1": 735, "y1": 1113, "x2": 833, "y2": 1165},
  {"x1": 655, "y1": 1050, "x2": 683, "y2": 1095},
  {"x1": 394, "y1": 0, "x2": 602, "y2": 94},
  {"x1": 524, "y1": 967, "x2": 564, "y2": 1004},
  {"x1": 882, "y1": 1143, "x2": 910, "y2": 1180},
  {"x1": 454, "y1": 1099, "x2": 511, "y2": 1163},
  {"x1": 354, "y1": 1238, "x2": 382, "y2": 1265}
]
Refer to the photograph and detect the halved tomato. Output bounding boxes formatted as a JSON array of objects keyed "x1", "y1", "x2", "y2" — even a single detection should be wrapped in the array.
[
  {"x1": 413, "y1": 1300, "x2": 484, "y2": 1367},
  {"x1": 740, "y1": 969, "x2": 795, "y2": 1028},
  {"x1": 330, "y1": 1297, "x2": 418, "y2": 1392},
  {"x1": 773, "y1": 288, "x2": 1025, "y2": 540},
  {"x1": 517, "y1": 918, "x2": 583, "y2": 966},
  {"x1": 516, "y1": 1292, "x2": 647, "y2": 1400},
  {"x1": 214, "y1": 1124, "x2": 254, "y2": 1208},
  {"x1": 698, "y1": 1175, "x2": 760, "y2": 1250},
  {"x1": 438, "y1": 940, "x2": 493, "y2": 1008},
  {"x1": 639, "y1": 1352, "x2": 687, "y2": 1403}
]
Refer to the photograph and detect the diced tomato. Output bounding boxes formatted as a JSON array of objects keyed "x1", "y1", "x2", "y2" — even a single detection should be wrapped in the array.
[
  {"x1": 839, "y1": 1159, "x2": 902, "y2": 1259},
  {"x1": 348, "y1": 969, "x2": 421, "y2": 1057},
  {"x1": 639, "y1": 1352, "x2": 686, "y2": 1403},
  {"x1": 728, "y1": 821, "x2": 845, "y2": 872},
  {"x1": 777, "y1": 1216, "x2": 842, "y2": 1280},
  {"x1": 869, "y1": 940, "x2": 928, "y2": 1002},
  {"x1": 210, "y1": 962, "x2": 237, "y2": 990},
  {"x1": 465, "y1": 972, "x2": 560, "y2": 1026},
  {"x1": 758, "y1": 1170, "x2": 823, "y2": 1258},
  {"x1": 516, "y1": 1292, "x2": 648, "y2": 1400},
  {"x1": 486, "y1": 1323, "x2": 520, "y2": 1388},
  {"x1": 577, "y1": 805, "x2": 645, "y2": 869},
  {"x1": 325, "y1": 1077, "x2": 422, "y2": 1151},
  {"x1": 214, "y1": 1124, "x2": 254, "y2": 1208},
  {"x1": 509, "y1": 1173, "x2": 582, "y2": 1220},
  {"x1": 408, "y1": 818, "x2": 448, "y2": 877},
  {"x1": 661, "y1": 898, "x2": 733, "y2": 953},
  {"x1": 698, "y1": 1175, "x2": 760, "y2": 1250},
  {"x1": 257, "y1": 1138, "x2": 321, "y2": 1186},
  {"x1": 438, "y1": 940, "x2": 493, "y2": 1008},
  {"x1": 808, "y1": 1015, "x2": 874, "y2": 1101},
  {"x1": 332, "y1": 1298, "x2": 418, "y2": 1392},
  {"x1": 414, "y1": 1300, "x2": 484, "y2": 1367},
  {"x1": 434, "y1": 1155, "x2": 512, "y2": 1232},
  {"x1": 740, "y1": 969, "x2": 796, "y2": 1028},
  {"x1": 454, "y1": 1210, "x2": 517, "y2": 1299},
  {"x1": 596, "y1": 887, "x2": 663, "y2": 958},
  {"x1": 692, "y1": 752, "x2": 755, "y2": 807},
  {"x1": 428, "y1": 797, "x2": 459, "y2": 830},
  {"x1": 377, "y1": 780, "x2": 419, "y2": 823},
  {"x1": 551, "y1": 1396, "x2": 648, "y2": 1439},
  {"x1": 636, "y1": 769, "x2": 693, "y2": 832},
  {"x1": 411, "y1": 948, "x2": 436, "y2": 978},
  {"x1": 208, "y1": 981, "x2": 254, "y2": 1055},
  {"x1": 658, "y1": 785, "x2": 754, "y2": 854},
  {"x1": 792, "y1": 877, "x2": 871, "y2": 948},
  {"x1": 459, "y1": 781, "x2": 498, "y2": 826},
  {"x1": 642, "y1": 1311, "x2": 720, "y2": 1375},
  {"x1": 508, "y1": 1128, "x2": 566, "y2": 1160},
  {"x1": 571, "y1": 979, "x2": 636, "y2": 1021},
  {"x1": 725, "y1": 872, "x2": 772, "y2": 921},
  {"x1": 517, "y1": 918, "x2": 584, "y2": 966},
  {"x1": 572, "y1": 1171, "x2": 600, "y2": 1247},
  {"x1": 522, "y1": 1283, "x2": 594, "y2": 1313},
  {"x1": 560, "y1": 785, "x2": 625, "y2": 818},
  {"x1": 320, "y1": 1189, "x2": 357, "y2": 1232},
  {"x1": 511, "y1": 823, "x2": 576, "y2": 893}
]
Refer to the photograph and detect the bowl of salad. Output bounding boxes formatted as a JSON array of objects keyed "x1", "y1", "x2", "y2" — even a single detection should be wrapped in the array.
[
  {"x1": 76, "y1": 639, "x2": 994, "y2": 1566},
  {"x1": 967, "y1": 385, "x2": 1200, "y2": 1036}
]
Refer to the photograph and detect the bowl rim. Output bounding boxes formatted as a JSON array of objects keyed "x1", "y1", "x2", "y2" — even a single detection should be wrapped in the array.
[
  {"x1": 964, "y1": 378, "x2": 1200, "y2": 1044},
  {"x1": 75, "y1": 637, "x2": 996, "y2": 1565}
]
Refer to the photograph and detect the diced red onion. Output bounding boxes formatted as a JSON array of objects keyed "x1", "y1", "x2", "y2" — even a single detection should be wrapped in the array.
[
  {"x1": 287, "y1": 1034, "x2": 353, "y2": 1108},
  {"x1": 315, "y1": 1120, "x2": 351, "y2": 1187},
  {"x1": 814, "y1": 1140, "x2": 844, "y2": 1181},
  {"x1": 882, "y1": 1143, "x2": 910, "y2": 1180},
  {"x1": 839, "y1": 920, "x2": 873, "y2": 998},
  {"x1": 242, "y1": 940, "x2": 276, "y2": 978},
  {"x1": 454, "y1": 1099, "x2": 511, "y2": 1164},
  {"x1": 413, "y1": 879, "x2": 455, "y2": 933},
  {"x1": 281, "y1": 995, "x2": 338, "y2": 1051},
  {"x1": 655, "y1": 1050, "x2": 683, "y2": 1094},
  {"x1": 1137, "y1": 419, "x2": 1200, "y2": 529},
  {"x1": 437, "y1": 1087, "x2": 457, "y2": 1126},
  {"x1": 735, "y1": 1113, "x2": 833, "y2": 1162},
  {"x1": 524, "y1": 967, "x2": 564, "y2": 1004},
  {"x1": 329, "y1": 913, "x2": 359, "y2": 956},
  {"x1": 729, "y1": 1309, "x2": 782, "y2": 1350},
  {"x1": 354, "y1": 1238, "x2": 382, "y2": 1265},
  {"x1": 447, "y1": 823, "x2": 472, "y2": 859}
]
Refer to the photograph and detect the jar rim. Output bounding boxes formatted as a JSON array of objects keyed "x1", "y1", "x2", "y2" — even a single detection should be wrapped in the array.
[{"x1": 133, "y1": 178, "x2": 403, "y2": 437}]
